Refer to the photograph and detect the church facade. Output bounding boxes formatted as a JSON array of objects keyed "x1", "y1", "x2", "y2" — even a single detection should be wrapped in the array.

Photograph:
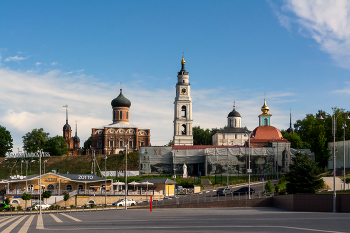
[
  {"x1": 90, "y1": 89, "x2": 151, "y2": 155},
  {"x1": 62, "y1": 105, "x2": 80, "y2": 156}
]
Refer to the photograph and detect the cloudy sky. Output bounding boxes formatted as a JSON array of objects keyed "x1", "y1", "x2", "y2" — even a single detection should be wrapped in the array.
[{"x1": 1, "y1": 1, "x2": 350, "y2": 152}]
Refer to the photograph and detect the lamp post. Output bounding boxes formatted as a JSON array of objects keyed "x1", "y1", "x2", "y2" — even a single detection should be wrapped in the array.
[
  {"x1": 245, "y1": 131, "x2": 253, "y2": 199},
  {"x1": 25, "y1": 160, "x2": 28, "y2": 192},
  {"x1": 341, "y1": 123, "x2": 347, "y2": 190},
  {"x1": 124, "y1": 145, "x2": 128, "y2": 210},
  {"x1": 104, "y1": 154, "x2": 107, "y2": 206},
  {"x1": 38, "y1": 148, "x2": 42, "y2": 215},
  {"x1": 318, "y1": 110, "x2": 350, "y2": 212}
]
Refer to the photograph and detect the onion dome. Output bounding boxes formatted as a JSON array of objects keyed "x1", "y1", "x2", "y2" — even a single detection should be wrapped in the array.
[
  {"x1": 111, "y1": 89, "x2": 131, "y2": 108},
  {"x1": 63, "y1": 123, "x2": 71, "y2": 130},
  {"x1": 261, "y1": 99, "x2": 270, "y2": 115},
  {"x1": 73, "y1": 135, "x2": 80, "y2": 142},
  {"x1": 228, "y1": 103, "x2": 241, "y2": 117}
]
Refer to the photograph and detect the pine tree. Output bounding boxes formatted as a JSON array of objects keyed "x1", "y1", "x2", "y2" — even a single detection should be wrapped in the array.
[{"x1": 286, "y1": 152, "x2": 323, "y2": 194}]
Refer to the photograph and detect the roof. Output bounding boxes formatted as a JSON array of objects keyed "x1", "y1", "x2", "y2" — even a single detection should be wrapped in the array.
[
  {"x1": 227, "y1": 108, "x2": 241, "y2": 118},
  {"x1": 138, "y1": 178, "x2": 176, "y2": 184},
  {"x1": 111, "y1": 89, "x2": 131, "y2": 108},
  {"x1": 172, "y1": 145, "x2": 243, "y2": 150},
  {"x1": 63, "y1": 123, "x2": 71, "y2": 130},
  {"x1": 218, "y1": 127, "x2": 249, "y2": 134},
  {"x1": 251, "y1": 126, "x2": 283, "y2": 140},
  {"x1": 6, "y1": 173, "x2": 106, "y2": 183}
]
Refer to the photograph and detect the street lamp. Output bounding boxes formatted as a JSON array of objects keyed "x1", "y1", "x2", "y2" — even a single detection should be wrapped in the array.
[
  {"x1": 318, "y1": 110, "x2": 350, "y2": 212},
  {"x1": 341, "y1": 123, "x2": 347, "y2": 190},
  {"x1": 245, "y1": 131, "x2": 253, "y2": 199},
  {"x1": 38, "y1": 148, "x2": 42, "y2": 215},
  {"x1": 104, "y1": 154, "x2": 107, "y2": 206},
  {"x1": 124, "y1": 144, "x2": 128, "y2": 210}
]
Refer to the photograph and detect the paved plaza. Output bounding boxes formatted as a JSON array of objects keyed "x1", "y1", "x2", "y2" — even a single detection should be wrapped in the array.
[{"x1": 0, "y1": 207, "x2": 349, "y2": 233}]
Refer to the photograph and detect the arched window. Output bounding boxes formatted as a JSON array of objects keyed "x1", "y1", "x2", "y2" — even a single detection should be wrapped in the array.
[
  {"x1": 119, "y1": 140, "x2": 123, "y2": 147},
  {"x1": 10, "y1": 199, "x2": 20, "y2": 205},
  {"x1": 181, "y1": 106, "x2": 186, "y2": 117},
  {"x1": 109, "y1": 140, "x2": 114, "y2": 147},
  {"x1": 120, "y1": 111, "x2": 123, "y2": 119},
  {"x1": 88, "y1": 200, "x2": 95, "y2": 204},
  {"x1": 182, "y1": 124, "x2": 186, "y2": 135},
  {"x1": 66, "y1": 184, "x2": 73, "y2": 191},
  {"x1": 129, "y1": 140, "x2": 133, "y2": 148},
  {"x1": 78, "y1": 184, "x2": 84, "y2": 190},
  {"x1": 15, "y1": 184, "x2": 22, "y2": 190},
  {"x1": 264, "y1": 118, "x2": 268, "y2": 126},
  {"x1": 47, "y1": 184, "x2": 54, "y2": 191},
  {"x1": 28, "y1": 184, "x2": 34, "y2": 191},
  {"x1": 234, "y1": 119, "x2": 237, "y2": 127}
]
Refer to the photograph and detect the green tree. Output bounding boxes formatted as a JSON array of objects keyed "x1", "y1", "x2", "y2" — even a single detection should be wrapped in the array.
[
  {"x1": 63, "y1": 193, "x2": 70, "y2": 208},
  {"x1": 22, "y1": 128, "x2": 50, "y2": 153},
  {"x1": 193, "y1": 126, "x2": 212, "y2": 145},
  {"x1": 44, "y1": 136, "x2": 68, "y2": 156},
  {"x1": 22, "y1": 192, "x2": 32, "y2": 209},
  {"x1": 42, "y1": 191, "x2": 52, "y2": 203},
  {"x1": 167, "y1": 140, "x2": 173, "y2": 146},
  {"x1": 82, "y1": 136, "x2": 91, "y2": 155},
  {"x1": 265, "y1": 181, "x2": 272, "y2": 193},
  {"x1": 0, "y1": 126, "x2": 13, "y2": 157},
  {"x1": 4, "y1": 197, "x2": 10, "y2": 205},
  {"x1": 282, "y1": 132, "x2": 308, "y2": 149},
  {"x1": 286, "y1": 152, "x2": 323, "y2": 194}
]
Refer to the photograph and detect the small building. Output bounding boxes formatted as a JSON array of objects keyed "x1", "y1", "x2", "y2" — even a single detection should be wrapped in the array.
[{"x1": 138, "y1": 178, "x2": 176, "y2": 196}]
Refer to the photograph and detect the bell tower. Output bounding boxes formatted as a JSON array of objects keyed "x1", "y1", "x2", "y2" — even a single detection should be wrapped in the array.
[{"x1": 173, "y1": 55, "x2": 193, "y2": 145}]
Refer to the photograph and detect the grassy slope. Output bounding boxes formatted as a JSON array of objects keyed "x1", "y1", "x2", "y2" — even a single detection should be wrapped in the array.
[{"x1": 0, "y1": 153, "x2": 139, "y2": 179}]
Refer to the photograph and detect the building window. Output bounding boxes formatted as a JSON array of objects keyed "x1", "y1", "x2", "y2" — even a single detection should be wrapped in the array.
[
  {"x1": 89, "y1": 185, "x2": 95, "y2": 190},
  {"x1": 181, "y1": 106, "x2": 186, "y2": 117},
  {"x1": 28, "y1": 184, "x2": 34, "y2": 191},
  {"x1": 113, "y1": 111, "x2": 115, "y2": 120},
  {"x1": 140, "y1": 142, "x2": 144, "y2": 147},
  {"x1": 78, "y1": 184, "x2": 84, "y2": 190},
  {"x1": 129, "y1": 140, "x2": 133, "y2": 148},
  {"x1": 10, "y1": 199, "x2": 20, "y2": 205},
  {"x1": 234, "y1": 119, "x2": 237, "y2": 127},
  {"x1": 47, "y1": 184, "x2": 54, "y2": 191},
  {"x1": 119, "y1": 140, "x2": 123, "y2": 147},
  {"x1": 97, "y1": 141, "x2": 102, "y2": 148},
  {"x1": 120, "y1": 111, "x2": 123, "y2": 119},
  {"x1": 264, "y1": 118, "x2": 268, "y2": 126},
  {"x1": 88, "y1": 200, "x2": 95, "y2": 204},
  {"x1": 182, "y1": 124, "x2": 186, "y2": 135},
  {"x1": 109, "y1": 140, "x2": 114, "y2": 147},
  {"x1": 75, "y1": 144, "x2": 77, "y2": 148},
  {"x1": 235, "y1": 134, "x2": 237, "y2": 139},
  {"x1": 126, "y1": 112, "x2": 128, "y2": 119},
  {"x1": 66, "y1": 133, "x2": 68, "y2": 138},
  {"x1": 66, "y1": 184, "x2": 73, "y2": 191}
]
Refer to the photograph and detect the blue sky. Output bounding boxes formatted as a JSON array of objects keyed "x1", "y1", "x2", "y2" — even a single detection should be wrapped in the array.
[{"x1": 1, "y1": 0, "x2": 350, "y2": 151}]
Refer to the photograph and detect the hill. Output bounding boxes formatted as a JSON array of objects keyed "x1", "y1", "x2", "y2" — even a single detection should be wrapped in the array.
[{"x1": 0, "y1": 152, "x2": 139, "y2": 179}]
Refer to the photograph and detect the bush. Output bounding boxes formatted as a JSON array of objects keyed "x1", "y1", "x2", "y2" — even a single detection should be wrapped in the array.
[
  {"x1": 70, "y1": 205, "x2": 75, "y2": 209},
  {"x1": 10, "y1": 206, "x2": 15, "y2": 211},
  {"x1": 84, "y1": 204, "x2": 87, "y2": 209},
  {"x1": 4, "y1": 197, "x2": 10, "y2": 205},
  {"x1": 274, "y1": 185, "x2": 280, "y2": 193},
  {"x1": 90, "y1": 204, "x2": 95, "y2": 208},
  {"x1": 0, "y1": 207, "x2": 4, "y2": 212},
  {"x1": 279, "y1": 175, "x2": 286, "y2": 184},
  {"x1": 55, "y1": 205, "x2": 60, "y2": 210},
  {"x1": 279, "y1": 189, "x2": 286, "y2": 195},
  {"x1": 265, "y1": 181, "x2": 272, "y2": 193},
  {"x1": 17, "y1": 206, "x2": 22, "y2": 211},
  {"x1": 346, "y1": 178, "x2": 350, "y2": 183}
]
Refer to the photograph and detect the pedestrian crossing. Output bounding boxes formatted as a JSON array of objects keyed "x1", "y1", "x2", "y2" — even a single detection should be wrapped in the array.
[{"x1": 0, "y1": 213, "x2": 82, "y2": 233}]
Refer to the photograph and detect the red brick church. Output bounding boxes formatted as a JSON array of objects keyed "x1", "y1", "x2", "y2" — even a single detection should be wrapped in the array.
[
  {"x1": 90, "y1": 89, "x2": 151, "y2": 155},
  {"x1": 63, "y1": 105, "x2": 81, "y2": 155}
]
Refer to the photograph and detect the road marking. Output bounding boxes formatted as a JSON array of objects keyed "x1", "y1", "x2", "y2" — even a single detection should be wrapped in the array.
[
  {"x1": 60, "y1": 213, "x2": 82, "y2": 222},
  {"x1": 2, "y1": 215, "x2": 27, "y2": 233},
  {"x1": 18, "y1": 215, "x2": 34, "y2": 233},
  {"x1": 50, "y1": 214, "x2": 63, "y2": 223},
  {"x1": 0, "y1": 216, "x2": 21, "y2": 228},
  {"x1": 37, "y1": 214, "x2": 44, "y2": 229}
]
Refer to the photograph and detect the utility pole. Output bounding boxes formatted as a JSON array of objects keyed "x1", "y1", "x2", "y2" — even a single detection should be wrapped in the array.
[{"x1": 125, "y1": 145, "x2": 128, "y2": 210}]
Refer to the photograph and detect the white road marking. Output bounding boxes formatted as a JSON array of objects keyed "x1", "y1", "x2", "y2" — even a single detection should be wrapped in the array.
[
  {"x1": 36, "y1": 214, "x2": 44, "y2": 229},
  {"x1": 18, "y1": 215, "x2": 34, "y2": 233},
  {"x1": 0, "y1": 216, "x2": 21, "y2": 229},
  {"x1": 50, "y1": 214, "x2": 63, "y2": 223},
  {"x1": 2, "y1": 215, "x2": 27, "y2": 233},
  {"x1": 60, "y1": 213, "x2": 81, "y2": 222}
]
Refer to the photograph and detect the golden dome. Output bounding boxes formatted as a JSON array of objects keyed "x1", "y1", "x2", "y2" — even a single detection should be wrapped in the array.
[
  {"x1": 181, "y1": 56, "x2": 185, "y2": 65},
  {"x1": 261, "y1": 99, "x2": 270, "y2": 115}
]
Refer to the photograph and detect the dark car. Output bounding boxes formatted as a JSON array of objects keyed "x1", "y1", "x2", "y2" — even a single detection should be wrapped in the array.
[
  {"x1": 232, "y1": 187, "x2": 255, "y2": 195},
  {"x1": 0, "y1": 203, "x2": 10, "y2": 211},
  {"x1": 216, "y1": 188, "x2": 231, "y2": 196}
]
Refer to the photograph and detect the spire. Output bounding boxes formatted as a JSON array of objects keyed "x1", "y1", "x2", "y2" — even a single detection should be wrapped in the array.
[
  {"x1": 290, "y1": 109, "x2": 292, "y2": 129},
  {"x1": 181, "y1": 53, "x2": 186, "y2": 71},
  {"x1": 233, "y1": 101, "x2": 235, "y2": 109},
  {"x1": 63, "y1": 104, "x2": 68, "y2": 124},
  {"x1": 75, "y1": 120, "x2": 78, "y2": 137}
]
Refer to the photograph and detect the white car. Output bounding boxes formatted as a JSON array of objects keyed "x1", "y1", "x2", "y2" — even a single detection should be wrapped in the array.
[
  {"x1": 112, "y1": 199, "x2": 136, "y2": 207},
  {"x1": 31, "y1": 203, "x2": 51, "y2": 210}
]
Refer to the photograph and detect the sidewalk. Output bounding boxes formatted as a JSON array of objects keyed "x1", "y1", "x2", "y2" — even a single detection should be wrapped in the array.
[{"x1": 322, "y1": 177, "x2": 349, "y2": 191}]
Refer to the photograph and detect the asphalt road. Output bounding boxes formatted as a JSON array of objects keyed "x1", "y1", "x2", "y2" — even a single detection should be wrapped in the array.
[{"x1": 1, "y1": 207, "x2": 349, "y2": 233}]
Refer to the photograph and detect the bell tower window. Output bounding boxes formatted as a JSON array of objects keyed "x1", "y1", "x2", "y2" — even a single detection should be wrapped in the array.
[
  {"x1": 264, "y1": 118, "x2": 268, "y2": 126},
  {"x1": 120, "y1": 111, "x2": 123, "y2": 119},
  {"x1": 181, "y1": 106, "x2": 186, "y2": 117},
  {"x1": 182, "y1": 124, "x2": 186, "y2": 135}
]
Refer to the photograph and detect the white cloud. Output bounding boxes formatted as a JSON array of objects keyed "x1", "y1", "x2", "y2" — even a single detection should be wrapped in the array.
[
  {"x1": 5, "y1": 55, "x2": 28, "y2": 62},
  {"x1": 51, "y1": 62, "x2": 57, "y2": 65},
  {"x1": 274, "y1": 0, "x2": 350, "y2": 69},
  {"x1": 0, "y1": 68, "x2": 294, "y2": 152},
  {"x1": 65, "y1": 69, "x2": 84, "y2": 75},
  {"x1": 36, "y1": 62, "x2": 41, "y2": 66}
]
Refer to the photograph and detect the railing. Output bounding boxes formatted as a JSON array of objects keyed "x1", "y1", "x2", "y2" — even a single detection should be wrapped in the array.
[{"x1": 6, "y1": 189, "x2": 164, "y2": 196}]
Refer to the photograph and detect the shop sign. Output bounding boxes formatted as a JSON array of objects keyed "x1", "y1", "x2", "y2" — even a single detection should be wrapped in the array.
[
  {"x1": 44, "y1": 178, "x2": 57, "y2": 182},
  {"x1": 14, "y1": 196, "x2": 22, "y2": 198},
  {"x1": 78, "y1": 175, "x2": 94, "y2": 180},
  {"x1": 77, "y1": 196, "x2": 90, "y2": 198}
]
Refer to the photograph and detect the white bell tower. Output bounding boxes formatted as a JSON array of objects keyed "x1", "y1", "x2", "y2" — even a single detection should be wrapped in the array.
[{"x1": 173, "y1": 55, "x2": 193, "y2": 145}]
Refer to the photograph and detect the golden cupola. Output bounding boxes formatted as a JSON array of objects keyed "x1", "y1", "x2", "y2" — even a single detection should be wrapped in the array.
[
  {"x1": 261, "y1": 99, "x2": 270, "y2": 115},
  {"x1": 181, "y1": 56, "x2": 185, "y2": 65}
]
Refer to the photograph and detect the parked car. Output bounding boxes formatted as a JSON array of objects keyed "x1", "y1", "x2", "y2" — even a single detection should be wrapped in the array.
[
  {"x1": 0, "y1": 203, "x2": 11, "y2": 211},
  {"x1": 216, "y1": 188, "x2": 232, "y2": 196},
  {"x1": 232, "y1": 187, "x2": 255, "y2": 195},
  {"x1": 112, "y1": 199, "x2": 136, "y2": 207},
  {"x1": 26, "y1": 202, "x2": 51, "y2": 211}
]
